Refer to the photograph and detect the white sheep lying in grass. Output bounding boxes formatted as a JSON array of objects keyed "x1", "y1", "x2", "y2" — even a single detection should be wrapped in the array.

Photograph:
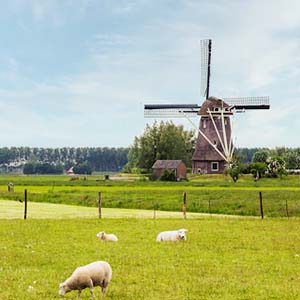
[
  {"x1": 59, "y1": 261, "x2": 112, "y2": 299},
  {"x1": 96, "y1": 231, "x2": 118, "y2": 242},
  {"x1": 156, "y1": 228, "x2": 188, "y2": 242}
]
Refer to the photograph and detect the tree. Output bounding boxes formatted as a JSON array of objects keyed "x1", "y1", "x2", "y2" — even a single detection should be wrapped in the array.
[
  {"x1": 73, "y1": 161, "x2": 93, "y2": 175},
  {"x1": 250, "y1": 162, "x2": 267, "y2": 180},
  {"x1": 23, "y1": 162, "x2": 64, "y2": 174},
  {"x1": 23, "y1": 162, "x2": 36, "y2": 174},
  {"x1": 252, "y1": 150, "x2": 269, "y2": 163},
  {"x1": 126, "y1": 121, "x2": 195, "y2": 172},
  {"x1": 283, "y1": 150, "x2": 300, "y2": 170},
  {"x1": 266, "y1": 156, "x2": 287, "y2": 178},
  {"x1": 227, "y1": 164, "x2": 241, "y2": 182}
]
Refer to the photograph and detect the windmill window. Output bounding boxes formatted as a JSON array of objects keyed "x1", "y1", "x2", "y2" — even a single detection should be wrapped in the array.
[
  {"x1": 225, "y1": 119, "x2": 227, "y2": 125},
  {"x1": 203, "y1": 120, "x2": 207, "y2": 129},
  {"x1": 213, "y1": 140, "x2": 217, "y2": 145},
  {"x1": 211, "y1": 162, "x2": 219, "y2": 171}
]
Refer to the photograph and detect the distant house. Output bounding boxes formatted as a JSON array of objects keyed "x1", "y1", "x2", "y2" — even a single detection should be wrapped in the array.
[
  {"x1": 66, "y1": 167, "x2": 74, "y2": 176},
  {"x1": 152, "y1": 160, "x2": 187, "y2": 181}
]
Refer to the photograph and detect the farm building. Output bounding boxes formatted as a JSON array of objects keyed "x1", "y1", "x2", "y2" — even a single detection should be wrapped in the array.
[
  {"x1": 152, "y1": 160, "x2": 187, "y2": 181},
  {"x1": 66, "y1": 167, "x2": 75, "y2": 176}
]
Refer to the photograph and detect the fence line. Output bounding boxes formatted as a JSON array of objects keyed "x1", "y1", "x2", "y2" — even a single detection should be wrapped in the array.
[{"x1": 1, "y1": 189, "x2": 300, "y2": 219}]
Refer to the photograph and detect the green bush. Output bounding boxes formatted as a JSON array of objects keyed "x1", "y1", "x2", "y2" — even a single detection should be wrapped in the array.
[{"x1": 160, "y1": 169, "x2": 176, "y2": 181}]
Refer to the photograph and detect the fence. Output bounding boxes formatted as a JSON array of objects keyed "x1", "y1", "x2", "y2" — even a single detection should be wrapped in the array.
[{"x1": 1, "y1": 188, "x2": 300, "y2": 219}]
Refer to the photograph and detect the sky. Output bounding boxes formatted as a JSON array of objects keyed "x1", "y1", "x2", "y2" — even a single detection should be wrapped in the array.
[{"x1": 0, "y1": 0, "x2": 299, "y2": 148}]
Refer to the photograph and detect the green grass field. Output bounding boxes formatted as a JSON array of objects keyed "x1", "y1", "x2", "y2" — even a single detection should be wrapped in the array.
[
  {"x1": 1, "y1": 174, "x2": 300, "y2": 299},
  {"x1": 1, "y1": 215, "x2": 300, "y2": 299},
  {"x1": 0, "y1": 173, "x2": 299, "y2": 217}
]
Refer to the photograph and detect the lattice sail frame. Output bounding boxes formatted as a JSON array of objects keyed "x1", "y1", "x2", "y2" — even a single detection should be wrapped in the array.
[
  {"x1": 144, "y1": 96, "x2": 270, "y2": 118},
  {"x1": 200, "y1": 39, "x2": 211, "y2": 98}
]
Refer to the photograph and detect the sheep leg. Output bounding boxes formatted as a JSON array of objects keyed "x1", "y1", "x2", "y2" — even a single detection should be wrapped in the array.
[
  {"x1": 77, "y1": 290, "x2": 81, "y2": 300},
  {"x1": 101, "y1": 286, "x2": 107, "y2": 299},
  {"x1": 89, "y1": 287, "x2": 95, "y2": 299},
  {"x1": 101, "y1": 280, "x2": 108, "y2": 299}
]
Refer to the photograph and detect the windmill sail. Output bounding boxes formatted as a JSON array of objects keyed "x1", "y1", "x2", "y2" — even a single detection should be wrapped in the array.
[
  {"x1": 144, "y1": 104, "x2": 200, "y2": 118},
  {"x1": 224, "y1": 96, "x2": 270, "y2": 111},
  {"x1": 200, "y1": 39, "x2": 212, "y2": 99}
]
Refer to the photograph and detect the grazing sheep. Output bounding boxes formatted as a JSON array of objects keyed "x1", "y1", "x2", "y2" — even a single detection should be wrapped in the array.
[
  {"x1": 96, "y1": 231, "x2": 118, "y2": 242},
  {"x1": 156, "y1": 228, "x2": 188, "y2": 242},
  {"x1": 59, "y1": 261, "x2": 112, "y2": 299}
]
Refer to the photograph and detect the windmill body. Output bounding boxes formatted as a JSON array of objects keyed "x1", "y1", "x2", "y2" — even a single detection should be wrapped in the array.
[
  {"x1": 144, "y1": 39, "x2": 270, "y2": 174},
  {"x1": 192, "y1": 96, "x2": 232, "y2": 174}
]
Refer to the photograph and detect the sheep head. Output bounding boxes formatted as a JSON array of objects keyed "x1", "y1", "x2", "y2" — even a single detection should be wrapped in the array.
[
  {"x1": 96, "y1": 231, "x2": 105, "y2": 240},
  {"x1": 178, "y1": 229, "x2": 188, "y2": 240}
]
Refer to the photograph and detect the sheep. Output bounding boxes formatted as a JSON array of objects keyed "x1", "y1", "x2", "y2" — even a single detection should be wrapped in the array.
[
  {"x1": 96, "y1": 231, "x2": 118, "y2": 242},
  {"x1": 59, "y1": 261, "x2": 112, "y2": 299},
  {"x1": 156, "y1": 228, "x2": 188, "y2": 242}
]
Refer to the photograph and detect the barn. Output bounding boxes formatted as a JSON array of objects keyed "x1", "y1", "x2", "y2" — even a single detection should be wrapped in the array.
[{"x1": 152, "y1": 160, "x2": 187, "y2": 181}]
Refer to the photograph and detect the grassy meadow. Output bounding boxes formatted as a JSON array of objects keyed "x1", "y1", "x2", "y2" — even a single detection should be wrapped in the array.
[
  {"x1": 1, "y1": 217, "x2": 300, "y2": 299},
  {"x1": 0, "y1": 173, "x2": 299, "y2": 217},
  {"x1": 1, "y1": 174, "x2": 300, "y2": 299}
]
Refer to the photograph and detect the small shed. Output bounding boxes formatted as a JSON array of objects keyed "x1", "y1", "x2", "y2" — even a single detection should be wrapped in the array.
[
  {"x1": 66, "y1": 167, "x2": 75, "y2": 176},
  {"x1": 152, "y1": 160, "x2": 187, "y2": 181}
]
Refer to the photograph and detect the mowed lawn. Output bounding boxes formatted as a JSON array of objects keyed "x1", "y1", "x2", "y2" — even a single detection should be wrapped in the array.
[{"x1": 1, "y1": 204, "x2": 300, "y2": 299}]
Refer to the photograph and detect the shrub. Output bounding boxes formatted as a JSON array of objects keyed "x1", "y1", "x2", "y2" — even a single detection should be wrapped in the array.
[
  {"x1": 160, "y1": 169, "x2": 176, "y2": 181},
  {"x1": 250, "y1": 162, "x2": 267, "y2": 180}
]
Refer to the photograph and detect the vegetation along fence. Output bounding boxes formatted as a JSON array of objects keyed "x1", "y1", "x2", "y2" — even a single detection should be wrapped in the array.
[{"x1": 1, "y1": 188, "x2": 300, "y2": 219}]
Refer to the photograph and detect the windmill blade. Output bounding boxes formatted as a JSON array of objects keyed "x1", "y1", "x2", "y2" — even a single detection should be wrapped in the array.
[
  {"x1": 144, "y1": 104, "x2": 200, "y2": 118},
  {"x1": 200, "y1": 39, "x2": 212, "y2": 99},
  {"x1": 223, "y1": 96, "x2": 270, "y2": 111}
]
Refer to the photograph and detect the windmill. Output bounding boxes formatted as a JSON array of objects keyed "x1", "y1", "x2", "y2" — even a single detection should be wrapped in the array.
[{"x1": 144, "y1": 39, "x2": 270, "y2": 174}]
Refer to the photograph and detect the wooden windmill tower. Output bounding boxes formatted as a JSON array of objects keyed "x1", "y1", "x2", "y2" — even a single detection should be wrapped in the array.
[{"x1": 144, "y1": 39, "x2": 270, "y2": 174}]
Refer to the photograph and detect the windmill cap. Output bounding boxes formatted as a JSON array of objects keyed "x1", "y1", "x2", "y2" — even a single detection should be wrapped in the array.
[{"x1": 198, "y1": 96, "x2": 231, "y2": 116}]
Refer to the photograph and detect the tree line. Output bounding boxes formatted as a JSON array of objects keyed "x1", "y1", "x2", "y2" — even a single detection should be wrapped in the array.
[
  {"x1": 125, "y1": 122, "x2": 300, "y2": 174},
  {"x1": 1, "y1": 122, "x2": 300, "y2": 175},
  {"x1": 0, "y1": 147, "x2": 128, "y2": 174}
]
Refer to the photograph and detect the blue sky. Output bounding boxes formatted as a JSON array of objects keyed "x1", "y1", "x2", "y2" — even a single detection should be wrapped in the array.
[{"x1": 0, "y1": 0, "x2": 299, "y2": 148}]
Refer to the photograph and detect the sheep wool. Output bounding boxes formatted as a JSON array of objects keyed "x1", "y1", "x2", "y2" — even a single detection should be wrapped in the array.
[
  {"x1": 59, "y1": 261, "x2": 112, "y2": 299},
  {"x1": 156, "y1": 229, "x2": 188, "y2": 242},
  {"x1": 96, "y1": 231, "x2": 118, "y2": 242}
]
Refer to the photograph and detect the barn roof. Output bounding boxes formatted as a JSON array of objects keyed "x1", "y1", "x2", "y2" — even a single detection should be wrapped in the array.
[{"x1": 152, "y1": 160, "x2": 184, "y2": 169}]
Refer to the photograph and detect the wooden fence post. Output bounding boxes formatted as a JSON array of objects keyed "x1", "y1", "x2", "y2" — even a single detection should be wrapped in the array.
[
  {"x1": 24, "y1": 189, "x2": 27, "y2": 220},
  {"x1": 208, "y1": 199, "x2": 211, "y2": 215},
  {"x1": 259, "y1": 191, "x2": 264, "y2": 219},
  {"x1": 182, "y1": 192, "x2": 187, "y2": 219},
  {"x1": 98, "y1": 192, "x2": 102, "y2": 219},
  {"x1": 285, "y1": 199, "x2": 289, "y2": 219}
]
